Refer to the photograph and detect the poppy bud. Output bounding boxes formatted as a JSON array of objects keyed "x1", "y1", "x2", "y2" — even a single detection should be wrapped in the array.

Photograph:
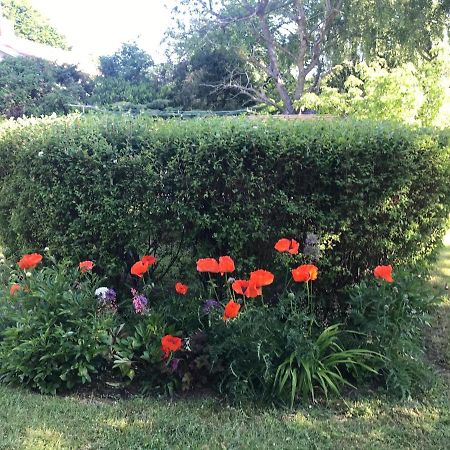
[{"x1": 287, "y1": 292, "x2": 295, "y2": 300}]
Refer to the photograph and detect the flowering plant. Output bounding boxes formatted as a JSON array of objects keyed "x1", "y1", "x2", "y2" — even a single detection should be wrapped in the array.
[{"x1": 0, "y1": 238, "x2": 408, "y2": 404}]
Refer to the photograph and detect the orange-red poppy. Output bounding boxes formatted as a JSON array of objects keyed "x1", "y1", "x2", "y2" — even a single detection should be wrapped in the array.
[
  {"x1": 374, "y1": 265, "x2": 393, "y2": 283},
  {"x1": 232, "y1": 279, "x2": 262, "y2": 298},
  {"x1": 250, "y1": 269, "x2": 274, "y2": 287},
  {"x1": 175, "y1": 282, "x2": 189, "y2": 295},
  {"x1": 223, "y1": 299, "x2": 241, "y2": 321},
  {"x1": 275, "y1": 238, "x2": 300, "y2": 255},
  {"x1": 141, "y1": 255, "x2": 157, "y2": 266},
  {"x1": 9, "y1": 283, "x2": 21, "y2": 296},
  {"x1": 131, "y1": 260, "x2": 149, "y2": 278},
  {"x1": 79, "y1": 260, "x2": 94, "y2": 273},
  {"x1": 291, "y1": 264, "x2": 318, "y2": 282},
  {"x1": 161, "y1": 335, "x2": 182, "y2": 358},
  {"x1": 17, "y1": 253, "x2": 43, "y2": 270},
  {"x1": 196, "y1": 258, "x2": 220, "y2": 273},
  {"x1": 218, "y1": 256, "x2": 235, "y2": 274}
]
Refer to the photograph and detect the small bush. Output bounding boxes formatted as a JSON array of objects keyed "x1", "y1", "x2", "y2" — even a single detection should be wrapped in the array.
[
  {"x1": 0, "y1": 261, "x2": 115, "y2": 394},
  {"x1": 348, "y1": 269, "x2": 438, "y2": 397}
]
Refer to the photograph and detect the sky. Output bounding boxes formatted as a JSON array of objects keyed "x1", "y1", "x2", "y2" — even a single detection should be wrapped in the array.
[{"x1": 29, "y1": 0, "x2": 176, "y2": 61}]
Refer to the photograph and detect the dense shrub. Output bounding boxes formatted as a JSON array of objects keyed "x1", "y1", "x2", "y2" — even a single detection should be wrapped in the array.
[
  {"x1": 0, "y1": 57, "x2": 91, "y2": 118},
  {"x1": 0, "y1": 115, "x2": 449, "y2": 307},
  {"x1": 90, "y1": 77, "x2": 159, "y2": 106},
  {"x1": 0, "y1": 261, "x2": 114, "y2": 394},
  {"x1": 348, "y1": 269, "x2": 438, "y2": 397}
]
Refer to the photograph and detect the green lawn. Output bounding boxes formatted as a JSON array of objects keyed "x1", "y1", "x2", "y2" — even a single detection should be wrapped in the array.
[
  {"x1": 0, "y1": 383, "x2": 449, "y2": 450},
  {"x1": 1, "y1": 239, "x2": 450, "y2": 449}
]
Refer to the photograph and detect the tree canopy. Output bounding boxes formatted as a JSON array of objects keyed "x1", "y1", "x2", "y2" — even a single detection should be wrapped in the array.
[
  {"x1": 2, "y1": 0, "x2": 67, "y2": 49},
  {"x1": 169, "y1": 0, "x2": 450, "y2": 114}
]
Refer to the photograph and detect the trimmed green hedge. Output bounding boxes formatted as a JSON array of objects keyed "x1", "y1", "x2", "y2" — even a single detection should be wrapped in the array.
[{"x1": 0, "y1": 115, "x2": 449, "y2": 295}]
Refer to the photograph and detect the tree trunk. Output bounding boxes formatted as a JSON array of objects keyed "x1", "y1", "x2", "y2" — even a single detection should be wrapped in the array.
[{"x1": 258, "y1": 14, "x2": 296, "y2": 114}]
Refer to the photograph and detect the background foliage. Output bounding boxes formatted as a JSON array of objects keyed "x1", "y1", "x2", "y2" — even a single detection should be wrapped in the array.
[
  {"x1": 2, "y1": 0, "x2": 67, "y2": 49},
  {"x1": 0, "y1": 57, "x2": 91, "y2": 118}
]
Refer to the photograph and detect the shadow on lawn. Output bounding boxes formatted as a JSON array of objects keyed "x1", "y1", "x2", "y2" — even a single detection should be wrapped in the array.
[{"x1": 9, "y1": 390, "x2": 449, "y2": 450}]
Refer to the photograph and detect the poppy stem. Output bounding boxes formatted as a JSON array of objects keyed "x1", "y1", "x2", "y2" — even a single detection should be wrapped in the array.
[{"x1": 208, "y1": 273, "x2": 219, "y2": 301}]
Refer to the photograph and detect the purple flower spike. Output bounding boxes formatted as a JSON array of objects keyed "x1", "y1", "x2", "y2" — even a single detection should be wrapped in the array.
[
  {"x1": 203, "y1": 299, "x2": 221, "y2": 315},
  {"x1": 132, "y1": 289, "x2": 148, "y2": 314}
]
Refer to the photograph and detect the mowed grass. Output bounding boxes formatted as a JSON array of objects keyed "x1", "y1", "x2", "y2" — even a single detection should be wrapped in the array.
[
  {"x1": 430, "y1": 231, "x2": 450, "y2": 370},
  {"x1": 1, "y1": 236, "x2": 450, "y2": 450},
  {"x1": 0, "y1": 384, "x2": 449, "y2": 450}
]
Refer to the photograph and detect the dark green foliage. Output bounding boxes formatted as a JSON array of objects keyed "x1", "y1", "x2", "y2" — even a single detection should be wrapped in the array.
[
  {"x1": 207, "y1": 305, "x2": 284, "y2": 403},
  {"x1": 91, "y1": 43, "x2": 162, "y2": 107},
  {"x1": 90, "y1": 77, "x2": 159, "y2": 106},
  {"x1": 99, "y1": 43, "x2": 154, "y2": 83},
  {"x1": 169, "y1": 48, "x2": 254, "y2": 111},
  {"x1": 348, "y1": 269, "x2": 439, "y2": 397},
  {"x1": 2, "y1": 0, "x2": 68, "y2": 49},
  {"x1": 334, "y1": 0, "x2": 450, "y2": 66},
  {"x1": 0, "y1": 115, "x2": 449, "y2": 300},
  {"x1": 111, "y1": 314, "x2": 175, "y2": 387},
  {"x1": 0, "y1": 57, "x2": 91, "y2": 118},
  {"x1": 206, "y1": 294, "x2": 378, "y2": 406},
  {"x1": 0, "y1": 263, "x2": 115, "y2": 394}
]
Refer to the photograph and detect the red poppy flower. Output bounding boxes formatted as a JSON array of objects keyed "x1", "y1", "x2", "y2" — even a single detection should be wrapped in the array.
[
  {"x1": 79, "y1": 260, "x2": 94, "y2": 273},
  {"x1": 218, "y1": 256, "x2": 235, "y2": 274},
  {"x1": 141, "y1": 255, "x2": 157, "y2": 266},
  {"x1": 131, "y1": 260, "x2": 149, "y2": 278},
  {"x1": 232, "y1": 279, "x2": 262, "y2": 298},
  {"x1": 17, "y1": 253, "x2": 43, "y2": 270},
  {"x1": 223, "y1": 299, "x2": 241, "y2": 321},
  {"x1": 250, "y1": 269, "x2": 274, "y2": 287},
  {"x1": 9, "y1": 283, "x2": 21, "y2": 296},
  {"x1": 374, "y1": 265, "x2": 393, "y2": 283},
  {"x1": 175, "y1": 282, "x2": 189, "y2": 295},
  {"x1": 275, "y1": 238, "x2": 300, "y2": 255},
  {"x1": 291, "y1": 264, "x2": 318, "y2": 282},
  {"x1": 196, "y1": 258, "x2": 220, "y2": 273},
  {"x1": 161, "y1": 335, "x2": 182, "y2": 358}
]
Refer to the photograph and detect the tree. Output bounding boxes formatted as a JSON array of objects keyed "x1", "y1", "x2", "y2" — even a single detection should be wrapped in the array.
[
  {"x1": 299, "y1": 44, "x2": 450, "y2": 128},
  {"x1": 92, "y1": 43, "x2": 162, "y2": 106},
  {"x1": 173, "y1": 0, "x2": 345, "y2": 114},
  {"x1": 332, "y1": 0, "x2": 450, "y2": 66},
  {"x1": 1, "y1": 0, "x2": 68, "y2": 49},
  {"x1": 169, "y1": 47, "x2": 255, "y2": 110},
  {"x1": 171, "y1": 0, "x2": 449, "y2": 114},
  {"x1": 99, "y1": 42, "x2": 154, "y2": 83},
  {"x1": 0, "y1": 57, "x2": 90, "y2": 118}
]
